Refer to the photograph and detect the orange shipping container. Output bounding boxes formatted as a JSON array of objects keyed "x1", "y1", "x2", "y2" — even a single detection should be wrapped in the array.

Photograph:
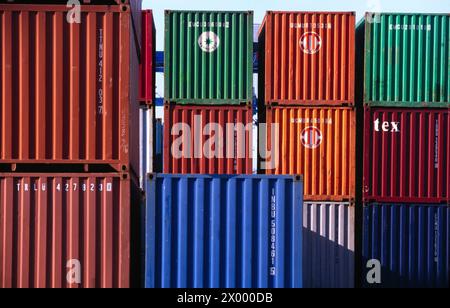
[
  {"x1": 259, "y1": 106, "x2": 356, "y2": 201},
  {"x1": 258, "y1": 11, "x2": 355, "y2": 106}
]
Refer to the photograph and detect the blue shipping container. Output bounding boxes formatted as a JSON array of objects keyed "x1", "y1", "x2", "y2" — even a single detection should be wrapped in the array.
[
  {"x1": 145, "y1": 174, "x2": 304, "y2": 288},
  {"x1": 363, "y1": 203, "x2": 449, "y2": 288}
]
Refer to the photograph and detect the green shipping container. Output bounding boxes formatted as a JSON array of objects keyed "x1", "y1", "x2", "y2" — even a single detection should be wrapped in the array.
[
  {"x1": 358, "y1": 13, "x2": 450, "y2": 108},
  {"x1": 165, "y1": 10, "x2": 253, "y2": 105}
]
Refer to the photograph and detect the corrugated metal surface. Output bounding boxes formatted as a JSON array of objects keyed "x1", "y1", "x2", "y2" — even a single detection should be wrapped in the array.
[
  {"x1": 303, "y1": 202, "x2": 354, "y2": 288},
  {"x1": 260, "y1": 106, "x2": 355, "y2": 201},
  {"x1": 361, "y1": 13, "x2": 450, "y2": 107},
  {"x1": 145, "y1": 174, "x2": 304, "y2": 288},
  {"x1": 139, "y1": 10, "x2": 155, "y2": 104},
  {"x1": 259, "y1": 11, "x2": 355, "y2": 106},
  {"x1": 363, "y1": 203, "x2": 449, "y2": 288},
  {"x1": 165, "y1": 10, "x2": 253, "y2": 104},
  {"x1": 0, "y1": 4, "x2": 140, "y2": 172},
  {"x1": 164, "y1": 104, "x2": 253, "y2": 174},
  {"x1": 0, "y1": 173, "x2": 130, "y2": 288},
  {"x1": 363, "y1": 108, "x2": 449, "y2": 203},
  {"x1": 139, "y1": 106, "x2": 154, "y2": 189}
]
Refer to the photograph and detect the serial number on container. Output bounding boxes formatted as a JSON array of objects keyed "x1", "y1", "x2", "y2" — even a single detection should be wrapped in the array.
[{"x1": 15, "y1": 183, "x2": 113, "y2": 193}]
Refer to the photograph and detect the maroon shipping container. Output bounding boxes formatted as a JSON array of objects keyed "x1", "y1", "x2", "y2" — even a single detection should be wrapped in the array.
[
  {"x1": 364, "y1": 108, "x2": 449, "y2": 203},
  {"x1": 0, "y1": 3, "x2": 141, "y2": 173},
  {"x1": 164, "y1": 104, "x2": 253, "y2": 174},
  {"x1": 139, "y1": 10, "x2": 155, "y2": 104},
  {"x1": 259, "y1": 11, "x2": 355, "y2": 106},
  {"x1": 0, "y1": 173, "x2": 131, "y2": 288}
]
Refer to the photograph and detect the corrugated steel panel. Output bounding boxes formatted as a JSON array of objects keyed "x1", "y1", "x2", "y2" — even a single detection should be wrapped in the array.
[
  {"x1": 164, "y1": 10, "x2": 253, "y2": 105},
  {"x1": 259, "y1": 11, "x2": 355, "y2": 106},
  {"x1": 361, "y1": 13, "x2": 449, "y2": 108},
  {"x1": 164, "y1": 104, "x2": 253, "y2": 174},
  {"x1": 0, "y1": 173, "x2": 131, "y2": 288},
  {"x1": 363, "y1": 108, "x2": 449, "y2": 203},
  {"x1": 139, "y1": 106, "x2": 154, "y2": 190},
  {"x1": 139, "y1": 10, "x2": 155, "y2": 104},
  {"x1": 0, "y1": 4, "x2": 141, "y2": 173},
  {"x1": 303, "y1": 202, "x2": 354, "y2": 288},
  {"x1": 260, "y1": 106, "x2": 355, "y2": 201},
  {"x1": 145, "y1": 174, "x2": 304, "y2": 288},
  {"x1": 363, "y1": 203, "x2": 449, "y2": 288}
]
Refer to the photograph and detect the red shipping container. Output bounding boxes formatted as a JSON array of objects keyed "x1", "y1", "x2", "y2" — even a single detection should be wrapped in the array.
[
  {"x1": 258, "y1": 11, "x2": 355, "y2": 106},
  {"x1": 364, "y1": 108, "x2": 449, "y2": 203},
  {"x1": 0, "y1": 4, "x2": 141, "y2": 173},
  {"x1": 164, "y1": 104, "x2": 253, "y2": 174},
  {"x1": 0, "y1": 173, "x2": 131, "y2": 288},
  {"x1": 139, "y1": 10, "x2": 155, "y2": 104}
]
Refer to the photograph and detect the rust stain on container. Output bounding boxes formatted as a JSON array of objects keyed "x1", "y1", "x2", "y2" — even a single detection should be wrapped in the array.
[
  {"x1": 139, "y1": 10, "x2": 155, "y2": 104},
  {"x1": 363, "y1": 107, "x2": 449, "y2": 203},
  {"x1": 0, "y1": 4, "x2": 140, "y2": 172},
  {"x1": 0, "y1": 173, "x2": 130, "y2": 288},
  {"x1": 164, "y1": 104, "x2": 253, "y2": 174},
  {"x1": 259, "y1": 106, "x2": 356, "y2": 201},
  {"x1": 259, "y1": 11, "x2": 355, "y2": 106}
]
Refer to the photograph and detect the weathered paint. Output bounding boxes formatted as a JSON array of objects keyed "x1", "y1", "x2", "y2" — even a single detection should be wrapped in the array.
[
  {"x1": 145, "y1": 174, "x2": 303, "y2": 288},
  {"x1": 303, "y1": 202, "x2": 354, "y2": 288},
  {"x1": 259, "y1": 106, "x2": 355, "y2": 201},
  {"x1": 0, "y1": 4, "x2": 141, "y2": 172},
  {"x1": 363, "y1": 203, "x2": 449, "y2": 288},
  {"x1": 259, "y1": 11, "x2": 356, "y2": 106},
  {"x1": 363, "y1": 108, "x2": 449, "y2": 203},
  {"x1": 0, "y1": 173, "x2": 131, "y2": 288},
  {"x1": 164, "y1": 104, "x2": 253, "y2": 174},
  {"x1": 164, "y1": 11, "x2": 253, "y2": 104},
  {"x1": 139, "y1": 10, "x2": 155, "y2": 104},
  {"x1": 360, "y1": 13, "x2": 450, "y2": 108}
]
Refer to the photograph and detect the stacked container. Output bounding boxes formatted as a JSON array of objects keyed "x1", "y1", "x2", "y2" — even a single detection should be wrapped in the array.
[
  {"x1": 0, "y1": 1, "x2": 143, "y2": 288},
  {"x1": 163, "y1": 10, "x2": 254, "y2": 174},
  {"x1": 258, "y1": 11, "x2": 357, "y2": 288},
  {"x1": 357, "y1": 13, "x2": 449, "y2": 288}
]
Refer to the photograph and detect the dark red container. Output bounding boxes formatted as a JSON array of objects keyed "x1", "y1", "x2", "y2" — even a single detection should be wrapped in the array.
[
  {"x1": 363, "y1": 108, "x2": 449, "y2": 203},
  {"x1": 139, "y1": 10, "x2": 155, "y2": 104},
  {"x1": 259, "y1": 11, "x2": 355, "y2": 106},
  {"x1": 0, "y1": 3, "x2": 141, "y2": 173},
  {"x1": 0, "y1": 173, "x2": 131, "y2": 288},
  {"x1": 164, "y1": 104, "x2": 253, "y2": 174}
]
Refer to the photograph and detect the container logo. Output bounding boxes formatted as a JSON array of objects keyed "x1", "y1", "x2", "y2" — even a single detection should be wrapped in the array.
[
  {"x1": 198, "y1": 31, "x2": 220, "y2": 53},
  {"x1": 301, "y1": 126, "x2": 323, "y2": 149},
  {"x1": 300, "y1": 32, "x2": 322, "y2": 54}
]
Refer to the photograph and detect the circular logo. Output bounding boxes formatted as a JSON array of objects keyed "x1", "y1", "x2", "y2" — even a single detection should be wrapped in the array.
[
  {"x1": 300, "y1": 32, "x2": 322, "y2": 54},
  {"x1": 198, "y1": 31, "x2": 220, "y2": 53},
  {"x1": 301, "y1": 126, "x2": 323, "y2": 149}
]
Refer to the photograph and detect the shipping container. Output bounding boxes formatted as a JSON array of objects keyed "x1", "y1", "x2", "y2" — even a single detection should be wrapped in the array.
[
  {"x1": 258, "y1": 11, "x2": 356, "y2": 106},
  {"x1": 358, "y1": 13, "x2": 449, "y2": 108},
  {"x1": 0, "y1": 173, "x2": 131, "y2": 288},
  {"x1": 259, "y1": 106, "x2": 356, "y2": 201},
  {"x1": 362, "y1": 203, "x2": 449, "y2": 288},
  {"x1": 0, "y1": 3, "x2": 141, "y2": 173},
  {"x1": 139, "y1": 10, "x2": 155, "y2": 104},
  {"x1": 363, "y1": 108, "x2": 449, "y2": 203},
  {"x1": 303, "y1": 202, "x2": 354, "y2": 288},
  {"x1": 164, "y1": 104, "x2": 253, "y2": 174},
  {"x1": 165, "y1": 10, "x2": 253, "y2": 105},
  {"x1": 144, "y1": 174, "x2": 304, "y2": 288},
  {"x1": 139, "y1": 106, "x2": 154, "y2": 190}
]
